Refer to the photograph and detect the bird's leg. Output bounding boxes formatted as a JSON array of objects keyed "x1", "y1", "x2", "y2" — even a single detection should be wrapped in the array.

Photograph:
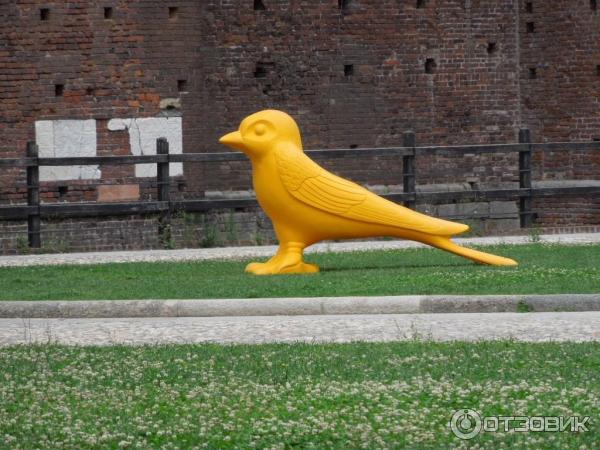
[{"x1": 245, "y1": 242, "x2": 319, "y2": 275}]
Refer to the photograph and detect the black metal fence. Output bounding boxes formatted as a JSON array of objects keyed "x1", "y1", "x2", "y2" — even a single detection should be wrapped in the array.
[{"x1": 1, "y1": 129, "x2": 600, "y2": 249}]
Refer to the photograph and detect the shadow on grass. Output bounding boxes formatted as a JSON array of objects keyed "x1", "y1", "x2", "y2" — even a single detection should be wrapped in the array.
[{"x1": 316, "y1": 261, "x2": 475, "y2": 272}]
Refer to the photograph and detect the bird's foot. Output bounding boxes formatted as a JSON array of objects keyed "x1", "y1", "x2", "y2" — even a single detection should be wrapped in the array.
[
  {"x1": 245, "y1": 242, "x2": 319, "y2": 275},
  {"x1": 245, "y1": 260, "x2": 319, "y2": 275}
]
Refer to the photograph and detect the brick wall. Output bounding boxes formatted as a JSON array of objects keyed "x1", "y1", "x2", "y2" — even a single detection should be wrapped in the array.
[
  {"x1": 1, "y1": 1, "x2": 600, "y2": 254},
  {"x1": 1, "y1": 1, "x2": 524, "y2": 191}
]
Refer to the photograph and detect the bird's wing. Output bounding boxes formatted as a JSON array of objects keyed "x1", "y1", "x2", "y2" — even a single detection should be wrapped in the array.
[{"x1": 275, "y1": 145, "x2": 468, "y2": 236}]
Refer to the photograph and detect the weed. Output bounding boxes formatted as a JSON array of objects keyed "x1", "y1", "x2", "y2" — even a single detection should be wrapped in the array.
[
  {"x1": 176, "y1": 210, "x2": 200, "y2": 247},
  {"x1": 225, "y1": 211, "x2": 239, "y2": 244},
  {"x1": 516, "y1": 300, "x2": 534, "y2": 313},
  {"x1": 528, "y1": 224, "x2": 542, "y2": 243},
  {"x1": 41, "y1": 238, "x2": 70, "y2": 254},
  {"x1": 253, "y1": 231, "x2": 264, "y2": 246},
  {"x1": 159, "y1": 223, "x2": 175, "y2": 249},
  {"x1": 200, "y1": 215, "x2": 220, "y2": 248},
  {"x1": 16, "y1": 236, "x2": 30, "y2": 255}
]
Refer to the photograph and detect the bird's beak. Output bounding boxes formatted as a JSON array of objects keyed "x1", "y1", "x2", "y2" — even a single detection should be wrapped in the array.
[{"x1": 219, "y1": 130, "x2": 246, "y2": 152}]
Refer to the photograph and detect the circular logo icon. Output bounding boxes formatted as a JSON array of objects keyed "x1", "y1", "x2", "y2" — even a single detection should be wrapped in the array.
[{"x1": 450, "y1": 409, "x2": 482, "y2": 440}]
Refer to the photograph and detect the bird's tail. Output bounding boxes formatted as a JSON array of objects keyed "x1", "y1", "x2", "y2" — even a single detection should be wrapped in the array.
[{"x1": 421, "y1": 235, "x2": 518, "y2": 266}]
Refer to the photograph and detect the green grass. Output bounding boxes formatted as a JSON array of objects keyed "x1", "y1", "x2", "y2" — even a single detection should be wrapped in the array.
[
  {"x1": 1, "y1": 342, "x2": 597, "y2": 448},
  {"x1": 1, "y1": 244, "x2": 599, "y2": 300}
]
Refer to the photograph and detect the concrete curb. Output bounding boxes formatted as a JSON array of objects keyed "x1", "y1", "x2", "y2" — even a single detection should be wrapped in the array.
[{"x1": 1, "y1": 294, "x2": 599, "y2": 318}]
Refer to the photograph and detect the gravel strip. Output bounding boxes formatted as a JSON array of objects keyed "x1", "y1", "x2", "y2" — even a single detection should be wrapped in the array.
[
  {"x1": 1, "y1": 233, "x2": 599, "y2": 267},
  {"x1": 2, "y1": 312, "x2": 598, "y2": 345}
]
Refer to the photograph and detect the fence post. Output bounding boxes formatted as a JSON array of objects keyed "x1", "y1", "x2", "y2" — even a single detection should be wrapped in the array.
[
  {"x1": 26, "y1": 142, "x2": 41, "y2": 248},
  {"x1": 402, "y1": 131, "x2": 416, "y2": 209},
  {"x1": 156, "y1": 138, "x2": 171, "y2": 246},
  {"x1": 518, "y1": 129, "x2": 533, "y2": 228}
]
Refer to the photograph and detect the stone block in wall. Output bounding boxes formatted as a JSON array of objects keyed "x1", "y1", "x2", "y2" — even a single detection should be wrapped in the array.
[
  {"x1": 484, "y1": 218, "x2": 521, "y2": 235},
  {"x1": 533, "y1": 180, "x2": 600, "y2": 188},
  {"x1": 479, "y1": 181, "x2": 519, "y2": 190},
  {"x1": 489, "y1": 201, "x2": 518, "y2": 218},
  {"x1": 437, "y1": 202, "x2": 490, "y2": 218},
  {"x1": 416, "y1": 183, "x2": 472, "y2": 193},
  {"x1": 417, "y1": 204, "x2": 444, "y2": 219},
  {"x1": 108, "y1": 118, "x2": 183, "y2": 178},
  {"x1": 97, "y1": 185, "x2": 140, "y2": 203},
  {"x1": 204, "y1": 190, "x2": 255, "y2": 199},
  {"x1": 364, "y1": 184, "x2": 403, "y2": 195},
  {"x1": 35, "y1": 120, "x2": 100, "y2": 181}
]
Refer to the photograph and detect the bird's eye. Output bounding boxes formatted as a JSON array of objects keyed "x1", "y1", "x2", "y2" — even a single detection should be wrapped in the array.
[{"x1": 255, "y1": 124, "x2": 267, "y2": 136}]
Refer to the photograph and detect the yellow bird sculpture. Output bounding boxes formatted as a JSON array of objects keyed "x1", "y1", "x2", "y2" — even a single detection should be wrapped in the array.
[{"x1": 219, "y1": 110, "x2": 518, "y2": 274}]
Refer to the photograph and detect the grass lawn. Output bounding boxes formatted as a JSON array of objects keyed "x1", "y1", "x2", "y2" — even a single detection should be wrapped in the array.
[
  {"x1": 1, "y1": 342, "x2": 597, "y2": 448},
  {"x1": 0, "y1": 244, "x2": 599, "y2": 300}
]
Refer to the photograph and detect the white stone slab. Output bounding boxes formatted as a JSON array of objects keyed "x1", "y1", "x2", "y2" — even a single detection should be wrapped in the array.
[
  {"x1": 35, "y1": 120, "x2": 100, "y2": 181},
  {"x1": 108, "y1": 117, "x2": 183, "y2": 177}
]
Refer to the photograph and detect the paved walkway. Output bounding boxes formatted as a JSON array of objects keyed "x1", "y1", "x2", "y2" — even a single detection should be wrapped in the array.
[
  {"x1": 1, "y1": 233, "x2": 599, "y2": 267},
  {"x1": 2, "y1": 312, "x2": 598, "y2": 346}
]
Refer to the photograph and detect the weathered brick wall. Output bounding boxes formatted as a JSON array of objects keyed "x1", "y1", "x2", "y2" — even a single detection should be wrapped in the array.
[
  {"x1": 519, "y1": 0, "x2": 600, "y2": 142},
  {"x1": 1, "y1": 1, "x2": 600, "y2": 254},
  {"x1": 519, "y1": 0, "x2": 600, "y2": 189},
  {"x1": 1, "y1": 0, "x2": 524, "y2": 194},
  {"x1": 194, "y1": 0, "x2": 523, "y2": 191}
]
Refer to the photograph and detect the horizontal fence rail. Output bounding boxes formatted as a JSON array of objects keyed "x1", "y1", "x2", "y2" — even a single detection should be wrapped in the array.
[
  {"x1": 1, "y1": 130, "x2": 599, "y2": 249},
  {"x1": 2, "y1": 141, "x2": 600, "y2": 168},
  {"x1": 2, "y1": 187, "x2": 599, "y2": 220}
]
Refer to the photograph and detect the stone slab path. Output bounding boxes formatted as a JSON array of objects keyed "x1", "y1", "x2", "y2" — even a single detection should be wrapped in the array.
[
  {"x1": 2, "y1": 312, "x2": 598, "y2": 346},
  {"x1": 1, "y1": 233, "x2": 599, "y2": 267}
]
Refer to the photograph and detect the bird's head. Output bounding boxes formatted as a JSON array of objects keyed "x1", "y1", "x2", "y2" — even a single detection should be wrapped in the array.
[{"x1": 219, "y1": 109, "x2": 302, "y2": 158}]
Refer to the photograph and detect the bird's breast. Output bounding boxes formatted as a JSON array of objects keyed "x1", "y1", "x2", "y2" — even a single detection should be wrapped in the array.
[{"x1": 251, "y1": 157, "x2": 292, "y2": 217}]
